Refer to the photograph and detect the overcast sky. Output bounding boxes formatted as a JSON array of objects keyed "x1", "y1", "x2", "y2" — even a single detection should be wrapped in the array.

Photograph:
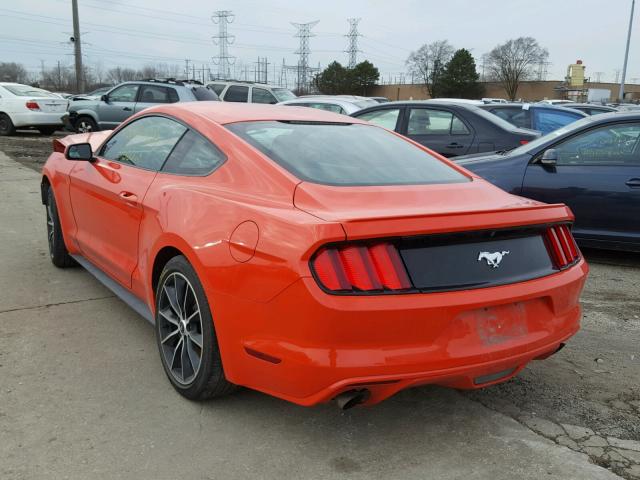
[{"x1": 1, "y1": 0, "x2": 638, "y2": 84}]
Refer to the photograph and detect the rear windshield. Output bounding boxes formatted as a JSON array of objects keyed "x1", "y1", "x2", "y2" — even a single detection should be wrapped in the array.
[
  {"x1": 3, "y1": 85, "x2": 59, "y2": 98},
  {"x1": 226, "y1": 121, "x2": 469, "y2": 186},
  {"x1": 191, "y1": 86, "x2": 219, "y2": 101},
  {"x1": 473, "y1": 106, "x2": 527, "y2": 131}
]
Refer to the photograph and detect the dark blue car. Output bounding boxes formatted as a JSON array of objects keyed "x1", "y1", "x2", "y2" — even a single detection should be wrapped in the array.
[
  {"x1": 456, "y1": 112, "x2": 640, "y2": 251},
  {"x1": 478, "y1": 103, "x2": 587, "y2": 135}
]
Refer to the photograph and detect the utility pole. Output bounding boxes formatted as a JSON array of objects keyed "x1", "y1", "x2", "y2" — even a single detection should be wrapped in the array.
[
  {"x1": 594, "y1": 71, "x2": 604, "y2": 83},
  {"x1": 291, "y1": 21, "x2": 319, "y2": 94},
  {"x1": 212, "y1": 10, "x2": 235, "y2": 80},
  {"x1": 619, "y1": 0, "x2": 636, "y2": 101},
  {"x1": 345, "y1": 18, "x2": 361, "y2": 69},
  {"x1": 614, "y1": 69, "x2": 621, "y2": 83},
  {"x1": 184, "y1": 59, "x2": 191, "y2": 79},
  {"x1": 71, "y1": 0, "x2": 84, "y2": 92}
]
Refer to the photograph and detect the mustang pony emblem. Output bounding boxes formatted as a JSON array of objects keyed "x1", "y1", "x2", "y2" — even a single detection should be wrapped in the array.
[{"x1": 477, "y1": 251, "x2": 510, "y2": 268}]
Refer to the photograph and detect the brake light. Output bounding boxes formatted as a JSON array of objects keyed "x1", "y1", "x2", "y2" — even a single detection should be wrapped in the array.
[
  {"x1": 519, "y1": 139, "x2": 530, "y2": 145},
  {"x1": 312, "y1": 242, "x2": 412, "y2": 293},
  {"x1": 26, "y1": 101, "x2": 40, "y2": 110},
  {"x1": 545, "y1": 225, "x2": 580, "y2": 269}
]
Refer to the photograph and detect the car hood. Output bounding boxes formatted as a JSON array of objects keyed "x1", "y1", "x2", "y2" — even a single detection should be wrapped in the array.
[{"x1": 293, "y1": 179, "x2": 564, "y2": 239}]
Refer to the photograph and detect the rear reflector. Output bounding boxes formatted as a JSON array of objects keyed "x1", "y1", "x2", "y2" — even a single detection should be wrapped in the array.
[
  {"x1": 25, "y1": 101, "x2": 40, "y2": 110},
  {"x1": 545, "y1": 224, "x2": 580, "y2": 269},
  {"x1": 312, "y1": 242, "x2": 412, "y2": 293}
]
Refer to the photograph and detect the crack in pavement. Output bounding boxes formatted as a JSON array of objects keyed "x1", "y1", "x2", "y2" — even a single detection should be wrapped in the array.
[{"x1": 0, "y1": 295, "x2": 116, "y2": 315}]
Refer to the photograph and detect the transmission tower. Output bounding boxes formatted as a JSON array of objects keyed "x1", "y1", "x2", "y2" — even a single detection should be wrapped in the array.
[
  {"x1": 345, "y1": 18, "x2": 361, "y2": 69},
  {"x1": 291, "y1": 20, "x2": 319, "y2": 93},
  {"x1": 211, "y1": 10, "x2": 235, "y2": 80}
]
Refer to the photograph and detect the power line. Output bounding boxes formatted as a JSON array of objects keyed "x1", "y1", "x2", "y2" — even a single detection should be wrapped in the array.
[
  {"x1": 211, "y1": 10, "x2": 236, "y2": 80},
  {"x1": 345, "y1": 18, "x2": 361, "y2": 68},
  {"x1": 291, "y1": 20, "x2": 319, "y2": 93}
]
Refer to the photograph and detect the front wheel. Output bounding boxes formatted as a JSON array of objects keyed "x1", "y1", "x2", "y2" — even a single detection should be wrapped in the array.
[
  {"x1": 46, "y1": 188, "x2": 75, "y2": 268},
  {"x1": 75, "y1": 116, "x2": 98, "y2": 133},
  {"x1": 155, "y1": 255, "x2": 235, "y2": 400}
]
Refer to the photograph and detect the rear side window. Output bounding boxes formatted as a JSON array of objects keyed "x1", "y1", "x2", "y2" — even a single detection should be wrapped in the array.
[
  {"x1": 227, "y1": 121, "x2": 469, "y2": 186},
  {"x1": 490, "y1": 107, "x2": 529, "y2": 129},
  {"x1": 139, "y1": 85, "x2": 179, "y2": 104},
  {"x1": 208, "y1": 83, "x2": 225, "y2": 95},
  {"x1": 534, "y1": 109, "x2": 583, "y2": 134},
  {"x1": 161, "y1": 130, "x2": 226, "y2": 175},
  {"x1": 252, "y1": 87, "x2": 277, "y2": 104},
  {"x1": 100, "y1": 116, "x2": 186, "y2": 170},
  {"x1": 355, "y1": 108, "x2": 400, "y2": 130},
  {"x1": 192, "y1": 87, "x2": 218, "y2": 101},
  {"x1": 224, "y1": 85, "x2": 249, "y2": 102}
]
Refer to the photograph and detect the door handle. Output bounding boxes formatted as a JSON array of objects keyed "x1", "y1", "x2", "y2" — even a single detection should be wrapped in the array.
[
  {"x1": 446, "y1": 143, "x2": 464, "y2": 148},
  {"x1": 123, "y1": 107, "x2": 132, "y2": 111},
  {"x1": 625, "y1": 178, "x2": 640, "y2": 188},
  {"x1": 118, "y1": 191, "x2": 138, "y2": 206}
]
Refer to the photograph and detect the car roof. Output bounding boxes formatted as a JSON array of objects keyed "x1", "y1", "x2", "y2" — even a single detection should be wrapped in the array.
[
  {"x1": 479, "y1": 102, "x2": 589, "y2": 115},
  {"x1": 565, "y1": 103, "x2": 617, "y2": 109},
  {"x1": 145, "y1": 102, "x2": 369, "y2": 125}
]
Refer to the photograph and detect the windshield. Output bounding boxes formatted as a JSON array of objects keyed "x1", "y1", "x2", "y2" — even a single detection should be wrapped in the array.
[
  {"x1": 227, "y1": 121, "x2": 469, "y2": 186},
  {"x1": 506, "y1": 116, "x2": 597, "y2": 156},
  {"x1": 3, "y1": 85, "x2": 59, "y2": 98},
  {"x1": 354, "y1": 99, "x2": 379, "y2": 109},
  {"x1": 272, "y1": 88, "x2": 296, "y2": 102}
]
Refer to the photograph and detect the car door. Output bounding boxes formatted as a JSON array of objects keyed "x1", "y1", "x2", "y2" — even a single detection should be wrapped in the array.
[
  {"x1": 521, "y1": 121, "x2": 640, "y2": 245},
  {"x1": 68, "y1": 115, "x2": 187, "y2": 287},
  {"x1": 134, "y1": 84, "x2": 179, "y2": 114},
  {"x1": 402, "y1": 107, "x2": 474, "y2": 157},
  {"x1": 96, "y1": 83, "x2": 140, "y2": 130}
]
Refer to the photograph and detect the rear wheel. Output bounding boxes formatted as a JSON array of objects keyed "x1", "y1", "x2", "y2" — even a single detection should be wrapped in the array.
[
  {"x1": 75, "y1": 116, "x2": 98, "y2": 133},
  {"x1": 46, "y1": 188, "x2": 75, "y2": 268},
  {"x1": 155, "y1": 255, "x2": 235, "y2": 400},
  {"x1": 39, "y1": 127, "x2": 58, "y2": 135},
  {"x1": 0, "y1": 113, "x2": 15, "y2": 136}
]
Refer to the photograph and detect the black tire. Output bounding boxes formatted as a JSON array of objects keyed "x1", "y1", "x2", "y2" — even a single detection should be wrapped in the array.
[
  {"x1": 155, "y1": 255, "x2": 236, "y2": 400},
  {"x1": 39, "y1": 127, "x2": 58, "y2": 135},
  {"x1": 0, "y1": 113, "x2": 16, "y2": 136},
  {"x1": 75, "y1": 116, "x2": 98, "y2": 133},
  {"x1": 46, "y1": 188, "x2": 75, "y2": 268}
]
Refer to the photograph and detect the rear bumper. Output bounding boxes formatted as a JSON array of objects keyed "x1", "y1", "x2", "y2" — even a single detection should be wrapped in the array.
[
  {"x1": 215, "y1": 259, "x2": 588, "y2": 406},
  {"x1": 11, "y1": 111, "x2": 64, "y2": 128}
]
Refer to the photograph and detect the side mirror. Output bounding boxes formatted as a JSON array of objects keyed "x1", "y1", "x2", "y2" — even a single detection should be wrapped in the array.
[
  {"x1": 65, "y1": 143, "x2": 94, "y2": 161},
  {"x1": 540, "y1": 148, "x2": 558, "y2": 165},
  {"x1": 101, "y1": 94, "x2": 109, "y2": 103}
]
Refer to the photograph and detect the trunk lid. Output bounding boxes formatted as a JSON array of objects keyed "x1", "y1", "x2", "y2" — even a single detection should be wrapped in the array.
[
  {"x1": 294, "y1": 178, "x2": 573, "y2": 239},
  {"x1": 30, "y1": 97, "x2": 68, "y2": 113}
]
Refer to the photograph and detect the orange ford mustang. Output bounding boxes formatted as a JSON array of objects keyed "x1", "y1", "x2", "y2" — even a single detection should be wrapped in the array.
[{"x1": 41, "y1": 103, "x2": 587, "y2": 408}]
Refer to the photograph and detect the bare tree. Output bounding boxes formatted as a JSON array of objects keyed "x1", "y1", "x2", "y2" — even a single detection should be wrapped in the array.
[
  {"x1": 0, "y1": 62, "x2": 29, "y2": 83},
  {"x1": 485, "y1": 37, "x2": 548, "y2": 100},
  {"x1": 406, "y1": 40, "x2": 454, "y2": 98}
]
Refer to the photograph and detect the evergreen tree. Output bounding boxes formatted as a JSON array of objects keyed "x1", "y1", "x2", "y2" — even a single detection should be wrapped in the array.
[{"x1": 441, "y1": 49, "x2": 484, "y2": 99}]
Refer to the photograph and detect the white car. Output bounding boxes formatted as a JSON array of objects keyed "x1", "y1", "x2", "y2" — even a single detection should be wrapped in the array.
[
  {"x1": 206, "y1": 81, "x2": 296, "y2": 104},
  {"x1": 538, "y1": 99, "x2": 575, "y2": 106},
  {"x1": 277, "y1": 95, "x2": 378, "y2": 115},
  {"x1": 0, "y1": 83, "x2": 67, "y2": 136}
]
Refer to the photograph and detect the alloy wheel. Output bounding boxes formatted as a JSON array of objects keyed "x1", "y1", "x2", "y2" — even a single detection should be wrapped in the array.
[
  {"x1": 46, "y1": 201, "x2": 55, "y2": 257},
  {"x1": 158, "y1": 272, "x2": 204, "y2": 385},
  {"x1": 77, "y1": 121, "x2": 93, "y2": 133}
]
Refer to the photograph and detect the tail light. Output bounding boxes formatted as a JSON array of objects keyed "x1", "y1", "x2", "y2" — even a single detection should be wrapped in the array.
[
  {"x1": 311, "y1": 242, "x2": 412, "y2": 294},
  {"x1": 545, "y1": 224, "x2": 580, "y2": 269},
  {"x1": 519, "y1": 139, "x2": 530, "y2": 145},
  {"x1": 26, "y1": 101, "x2": 40, "y2": 110}
]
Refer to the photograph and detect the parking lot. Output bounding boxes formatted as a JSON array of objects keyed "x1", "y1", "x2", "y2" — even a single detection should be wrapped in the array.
[{"x1": 0, "y1": 131, "x2": 639, "y2": 480}]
